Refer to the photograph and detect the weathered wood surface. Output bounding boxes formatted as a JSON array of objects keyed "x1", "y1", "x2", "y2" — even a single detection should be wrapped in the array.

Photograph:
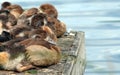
[
  {"x1": 0, "y1": 31, "x2": 86, "y2": 75},
  {"x1": 60, "y1": 31, "x2": 86, "y2": 75}
]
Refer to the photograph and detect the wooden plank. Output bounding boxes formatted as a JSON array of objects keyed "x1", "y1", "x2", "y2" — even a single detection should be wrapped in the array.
[
  {"x1": 62, "y1": 31, "x2": 86, "y2": 75},
  {"x1": 71, "y1": 32, "x2": 86, "y2": 75}
]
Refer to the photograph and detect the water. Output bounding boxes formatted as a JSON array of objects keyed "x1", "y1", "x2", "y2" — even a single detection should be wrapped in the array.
[{"x1": 1, "y1": 0, "x2": 120, "y2": 75}]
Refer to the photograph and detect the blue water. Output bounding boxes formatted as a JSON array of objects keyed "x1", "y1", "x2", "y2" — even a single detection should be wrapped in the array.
[{"x1": 1, "y1": 0, "x2": 120, "y2": 75}]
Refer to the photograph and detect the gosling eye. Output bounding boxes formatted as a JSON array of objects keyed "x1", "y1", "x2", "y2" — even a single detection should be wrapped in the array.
[
  {"x1": 0, "y1": 45, "x2": 6, "y2": 52},
  {"x1": 26, "y1": 20, "x2": 30, "y2": 25}
]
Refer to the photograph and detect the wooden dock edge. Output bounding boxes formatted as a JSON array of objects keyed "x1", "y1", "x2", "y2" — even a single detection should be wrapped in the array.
[{"x1": 63, "y1": 31, "x2": 86, "y2": 75}]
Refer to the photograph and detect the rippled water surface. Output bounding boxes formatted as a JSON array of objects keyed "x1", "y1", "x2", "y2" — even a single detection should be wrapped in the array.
[{"x1": 1, "y1": 0, "x2": 120, "y2": 75}]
